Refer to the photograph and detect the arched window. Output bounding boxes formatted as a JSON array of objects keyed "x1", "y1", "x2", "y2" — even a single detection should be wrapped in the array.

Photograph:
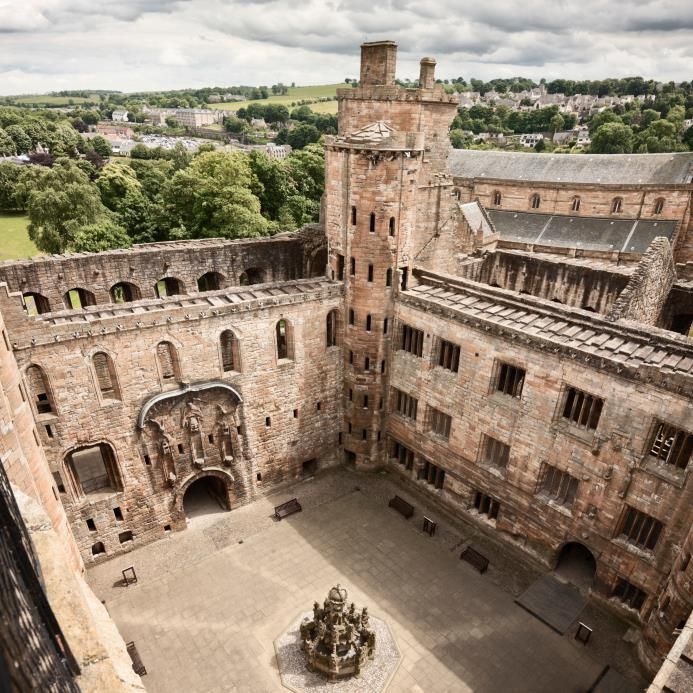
[
  {"x1": 65, "y1": 443, "x2": 122, "y2": 496},
  {"x1": 493, "y1": 191, "x2": 502, "y2": 206},
  {"x1": 571, "y1": 196, "x2": 581, "y2": 212},
  {"x1": 611, "y1": 197, "x2": 623, "y2": 214},
  {"x1": 155, "y1": 277, "x2": 183, "y2": 298},
  {"x1": 351, "y1": 206, "x2": 357, "y2": 225},
  {"x1": 157, "y1": 341, "x2": 180, "y2": 380},
  {"x1": 239, "y1": 267, "x2": 265, "y2": 285},
  {"x1": 653, "y1": 198, "x2": 664, "y2": 215},
  {"x1": 389, "y1": 217, "x2": 396, "y2": 236},
  {"x1": 530, "y1": 194, "x2": 541, "y2": 210},
  {"x1": 326, "y1": 310, "x2": 339, "y2": 348},
  {"x1": 110, "y1": 282, "x2": 140, "y2": 304},
  {"x1": 26, "y1": 364, "x2": 54, "y2": 415},
  {"x1": 386, "y1": 268, "x2": 392, "y2": 287},
  {"x1": 197, "y1": 271, "x2": 224, "y2": 292},
  {"x1": 92, "y1": 352, "x2": 120, "y2": 400},
  {"x1": 23, "y1": 292, "x2": 50, "y2": 315},
  {"x1": 91, "y1": 542, "x2": 106, "y2": 556},
  {"x1": 220, "y1": 330, "x2": 240, "y2": 372},
  {"x1": 369, "y1": 213, "x2": 376, "y2": 233},
  {"x1": 276, "y1": 319, "x2": 293, "y2": 361},
  {"x1": 63, "y1": 287, "x2": 96, "y2": 310}
]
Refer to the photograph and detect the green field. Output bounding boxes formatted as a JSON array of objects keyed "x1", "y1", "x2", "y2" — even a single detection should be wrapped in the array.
[
  {"x1": 0, "y1": 214, "x2": 39, "y2": 261},
  {"x1": 10, "y1": 95, "x2": 92, "y2": 106},
  {"x1": 217, "y1": 83, "x2": 345, "y2": 114}
]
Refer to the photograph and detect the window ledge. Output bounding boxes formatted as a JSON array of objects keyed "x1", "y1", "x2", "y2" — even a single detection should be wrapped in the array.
[
  {"x1": 36, "y1": 412, "x2": 59, "y2": 423},
  {"x1": 489, "y1": 391, "x2": 522, "y2": 408},
  {"x1": 641, "y1": 458, "x2": 687, "y2": 488},
  {"x1": 553, "y1": 421, "x2": 596, "y2": 446},
  {"x1": 276, "y1": 358, "x2": 294, "y2": 367},
  {"x1": 537, "y1": 496, "x2": 573, "y2": 517},
  {"x1": 482, "y1": 464, "x2": 507, "y2": 479},
  {"x1": 612, "y1": 537, "x2": 656, "y2": 563}
]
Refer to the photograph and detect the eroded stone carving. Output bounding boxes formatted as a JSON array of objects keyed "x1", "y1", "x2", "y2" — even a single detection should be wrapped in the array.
[{"x1": 300, "y1": 585, "x2": 375, "y2": 681}]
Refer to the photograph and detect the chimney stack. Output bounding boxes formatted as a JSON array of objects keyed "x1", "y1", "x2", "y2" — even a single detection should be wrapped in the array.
[
  {"x1": 419, "y1": 57, "x2": 436, "y2": 89},
  {"x1": 359, "y1": 41, "x2": 398, "y2": 86}
]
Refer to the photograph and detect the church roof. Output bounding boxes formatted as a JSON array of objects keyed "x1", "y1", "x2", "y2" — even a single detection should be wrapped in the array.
[
  {"x1": 448, "y1": 150, "x2": 693, "y2": 186},
  {"x1": 487, "y1": 210, "x2": 678, "y2": 253}
]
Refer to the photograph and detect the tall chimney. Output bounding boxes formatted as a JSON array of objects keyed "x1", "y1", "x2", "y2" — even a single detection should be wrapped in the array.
[
  {"x1": 359, "y1": 41, "x2": 397, "y2": 86},
  {"x1": 419, "y1": 57, "x2": 436, "y2": 89}
]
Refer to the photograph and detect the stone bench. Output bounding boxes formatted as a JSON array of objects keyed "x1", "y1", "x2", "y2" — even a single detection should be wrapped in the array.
[
  {"x1": 126, "y1": 641, "x2": 147, "y2": 676},
  {"x1": 388, "y1": 495, "x2": 414, "y2": 519},
  {"x1": 274, "y1": 498, "x2": 302, "y2": 520},
  {"x1": 460, "y1": 546, "x2": 489, "y2": 574}
]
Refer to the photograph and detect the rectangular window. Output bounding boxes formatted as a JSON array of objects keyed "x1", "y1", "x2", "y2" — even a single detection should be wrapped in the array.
[
  {"x1": 350, "y1": 257, "x2": 355, "y2": 276},
  {"x1": 618, "y1": 506, "x2": 663, "y2": 551},
  {"x1": 494, "y1": 362, "x2": 525, "y2": 398},
  {"x1": 612, "y1": 578, "x2": 647, "y2": 611},
  {"x1": 383, "y1": 318, "x2": 388, "y2": 335},
  {"x1": 561, "y1": 386, "x2": 603, "y2": 431},
  {"x1": 648, "y1": 421, "x2": 692, "y2": 470},
  {"x1": 428, "y1": 407, "x2": 452, "y2": 440},
  {"x1": 480, "y1": 435, "x2": 510, "y2": 470},
  {"x1": 391, "y1": 439, "x2": 414, "y2": 469},
  {"x1": 399, "y1": 324, "x2": 424, "y2": 357},
  {"x1": 337, "y1": 254, "x2": 345, "y2": 281},
  {"x1": 536, "y1": 463, "x2": 579, "y2": 507},
  {"x1": 473, "y1": 491, "x2": 500, "y2": 520},
  {"x1": 349, "y1": 309, "x2": 355, "y2": 325},
  {"x1": 420, "y1": 459, "x2": 445, "y2": 489},
  {"x1": 368, "y1": 264, "x2": 374, "y2": 282},
  {"x1": 392, "y1": 387, "x2": 418, "y2": 420},
  {"x1": 437, "y1": 339, "x2": 460, "y2": 372}
]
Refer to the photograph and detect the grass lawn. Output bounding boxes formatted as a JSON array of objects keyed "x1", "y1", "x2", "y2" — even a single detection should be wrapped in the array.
[
  {"x1": 216, "y1": 83, "x2": 345, "y2": 113},
  {"x1": 0, "y1": 214, "x2": 39, "y2": 261}
]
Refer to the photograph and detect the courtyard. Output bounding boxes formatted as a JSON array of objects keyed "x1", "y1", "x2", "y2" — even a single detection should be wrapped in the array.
[{"x1": 87, "y1": 468, "x2": 646, "y2": 693}]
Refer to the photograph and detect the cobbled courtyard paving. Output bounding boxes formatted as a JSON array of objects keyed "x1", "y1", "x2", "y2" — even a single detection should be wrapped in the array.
[{"x1": 88, "y1": 467, "x2": 647, "y2": 693}]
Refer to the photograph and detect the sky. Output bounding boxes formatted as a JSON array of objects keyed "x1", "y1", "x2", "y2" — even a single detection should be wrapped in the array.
[{"x1": 1, "y1": 0, "x2": 692, "y2": 94}]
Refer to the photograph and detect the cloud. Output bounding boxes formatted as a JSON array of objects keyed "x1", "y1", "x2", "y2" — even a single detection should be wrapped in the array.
[{"x1": 0, "y1": 0, "x2": 691, "y2": 92}]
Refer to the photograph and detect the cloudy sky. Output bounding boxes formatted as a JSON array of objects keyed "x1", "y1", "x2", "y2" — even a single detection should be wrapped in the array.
[{"x1": 1, "y1": 0, "x2": 692, "y2": 94}]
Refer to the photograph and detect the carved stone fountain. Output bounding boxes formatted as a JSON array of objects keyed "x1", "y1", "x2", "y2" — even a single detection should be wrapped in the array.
[{"x1": 299, "y1": 585, "x2": 376, "y2": 681}]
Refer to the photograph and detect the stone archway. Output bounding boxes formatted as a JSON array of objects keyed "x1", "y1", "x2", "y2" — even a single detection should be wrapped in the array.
[
  {"x1": 175, "y1": 469, "x2": 235, "y2": 523},
  {"x1": 555, "y1": 542, "x2": 597, "y2": 590}
]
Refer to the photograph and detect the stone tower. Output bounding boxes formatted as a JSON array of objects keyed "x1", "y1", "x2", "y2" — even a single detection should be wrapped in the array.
[{"x1": 324, "y1": 41, "x2": 458, "y2": 468}]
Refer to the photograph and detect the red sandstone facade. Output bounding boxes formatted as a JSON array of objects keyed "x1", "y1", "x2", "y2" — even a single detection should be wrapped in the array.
[{"x1": 0, "y1": 41, "x2": 691, "y2": 684}]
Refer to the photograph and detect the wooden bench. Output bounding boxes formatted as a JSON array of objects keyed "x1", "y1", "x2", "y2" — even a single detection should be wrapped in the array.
[
  {"x1": 388, "y1": 495, "x2": 414, "y2": 519},
  {"x1": 274, "y1": 498, "x2": 302, "y2": 520},
  {"x1": 126, "y1": 641, "x2": 147, "y2": 676},
  {"x1": 460, "y1": 547, "x2": 489, "y2": 574}
]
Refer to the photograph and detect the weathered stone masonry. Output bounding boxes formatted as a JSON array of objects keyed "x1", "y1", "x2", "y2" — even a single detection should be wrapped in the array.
[{"x1": 0, "y1": 40, "x2": 691, "y2": 685}]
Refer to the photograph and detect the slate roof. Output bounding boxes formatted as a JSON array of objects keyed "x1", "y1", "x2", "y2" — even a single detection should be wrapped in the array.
[
  {"x1": 459, "y1": 201, "x2": 496, "y2": 237},
  {"x1": 448, "y1": 149, "x2": 693, "y2": 185},
  {"x1": 402, "y1": 271, "x2": 693, "y2": 385},
  {"x1": 487, "y1": 210, "x2": 678, "y2": 253}
]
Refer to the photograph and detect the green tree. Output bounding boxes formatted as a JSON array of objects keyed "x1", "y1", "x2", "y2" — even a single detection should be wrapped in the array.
[
  {"x1": 163, "y1": 151, "x2": 269, "y2": 239},
  {"x1": 286, "y1": 123, "x2": 320, "y2": 150},
  {"x1": 639, "y1": 109, "x2": 661, "y2": 128},
  {"x1": 248, "y1": 150, "x2": 291, "y2": 220},
  {"x1": 72, "y1": 217, "x2": 132, "y2": 252},
  {"x1": 0, "y1": 162, "x2": 24, "y2": 210},
  {"x1": 0, "y1": 128, "x2": 15, "y2": 156},
  {"x1": 5, "y1": 125, "x2": 32, "y2": 154},
  {"x1": 169, "y1": 142, "x2": 192, "y2": 171},
  {"x1": 27, "y1": 163, "x2": 110, "y2": 253},
  {"x1": 588, "y1": 110, "x2": 621, "y2": 134},
  {"x1": 549, "y1": 113, "x2": 564, "y2": 134},
  {"x1": 683, "y1": 125, "x2": 693, "y2": 150},
  {"x1": 91, "y1": 135, "x2": 112, "y2": 158},
  {"x1": 590, "y1": 122, "x2": 634, "y2": 153}
]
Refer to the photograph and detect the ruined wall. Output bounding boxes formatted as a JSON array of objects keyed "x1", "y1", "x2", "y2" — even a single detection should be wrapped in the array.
[
  {"x1": 476, "y1": 251, "x2": 630, "y2": 314},
  {"x1": 3, "y1": 278, "x2": 344, "y2": 562},
  {"x1": 607, "y1": 237, "x2": 677, "y2": 325},
  {"x1": 387, "y1": 288, "x2": 692, "y2": 653},
  {"x1": 0, "y1": 233, "x2": 309, "y2": 318}
]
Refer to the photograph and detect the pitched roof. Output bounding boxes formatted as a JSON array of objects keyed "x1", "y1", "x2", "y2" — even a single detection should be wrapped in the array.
[
  {"x1": 487, "y1": 210, "x2": 678, "y2": 253},
  {"x1": 448, "y1": 150, "x2": 693, "y2": 186}
]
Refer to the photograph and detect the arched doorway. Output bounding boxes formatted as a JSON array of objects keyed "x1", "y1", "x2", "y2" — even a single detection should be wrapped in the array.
[
  {"x1": 555, "y1": 542, "x2": 596, "y2": 589},
  {"x1": 182, "y1": 475, "x2": 230, "y2": 520}
]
